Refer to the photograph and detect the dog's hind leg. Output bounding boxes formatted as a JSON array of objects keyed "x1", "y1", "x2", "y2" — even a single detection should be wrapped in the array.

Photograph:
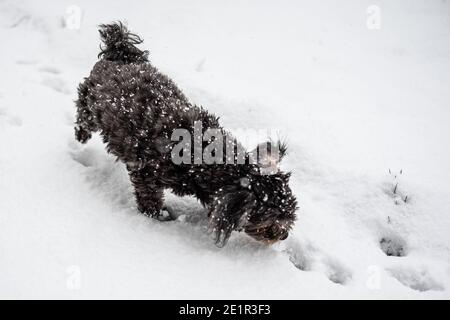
[
  {"x1": 74, "y1": 80, "x2": 96, "y2": 143},
  {"x1": 127, "y1": 165, "x2": 166, "y2": 219}
]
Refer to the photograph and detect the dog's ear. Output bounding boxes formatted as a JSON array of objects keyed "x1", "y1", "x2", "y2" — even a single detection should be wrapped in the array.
[
  {"x1": 208, "y1": 190, "x2": 254, "y2": 247},
  {"x1": 248, "y1": 140, "x2": 288, "y2": 173}
]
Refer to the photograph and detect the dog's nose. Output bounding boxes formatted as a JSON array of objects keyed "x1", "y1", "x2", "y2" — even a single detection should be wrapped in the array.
[{"x1": 279, "y1": 232, "x2": 288, "y2": 241}]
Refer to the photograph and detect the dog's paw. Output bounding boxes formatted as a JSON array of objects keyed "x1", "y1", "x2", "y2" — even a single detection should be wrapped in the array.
[
  {"x1": 156, "y1": 211, "x2": 174, "y2": 221},
  {"x1": 75, "y1": 125, "x2": 92, "y2": 144},
  {"x1": 156, "y1": 208, "x2": 176, "y2": 222},
  {"x1": 138, "y1": 205, "x2": 176, "y2": 222}
]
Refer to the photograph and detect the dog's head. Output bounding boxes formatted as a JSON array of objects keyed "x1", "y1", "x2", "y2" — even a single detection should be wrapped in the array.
[{"x1": 209, "y1": 142, "x2": 298, "y2": 247}]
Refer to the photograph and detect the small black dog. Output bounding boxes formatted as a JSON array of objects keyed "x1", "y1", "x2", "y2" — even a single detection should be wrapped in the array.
[{"x1": 75, "y1": 22, "x2": 297, "y2": 246}]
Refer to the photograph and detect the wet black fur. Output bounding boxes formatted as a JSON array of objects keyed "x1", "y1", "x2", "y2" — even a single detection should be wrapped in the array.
[{"x1": 75, "y1": 22, "x2": 297, "y2": 246}]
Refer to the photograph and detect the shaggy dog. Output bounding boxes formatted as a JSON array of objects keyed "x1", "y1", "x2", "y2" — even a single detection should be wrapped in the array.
[{"x1": 75, "y1": 22, "x2": 297, "y2": 246}]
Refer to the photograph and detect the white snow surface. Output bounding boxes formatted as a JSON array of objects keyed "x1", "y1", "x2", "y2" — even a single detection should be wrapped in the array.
[{"x1": 0, "y1": 0, "x2": 450, "y2": 299}]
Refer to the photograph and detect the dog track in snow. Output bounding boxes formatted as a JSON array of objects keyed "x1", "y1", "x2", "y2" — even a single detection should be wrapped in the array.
[
  {"x1": 69, "y1": 144, "x2": 97, "y2": 168},
  {"x1": 68, "y1": 140, "x2": 136, "y2": 209},
  {"x1": 0, "y1": 107, "x2": 22, "y2": 127},
  {"x1": 376, "y1": 223, "x2": 408, "y2": 257},
  {"x1": 71, "y1": 151, "x2": 94, "y2": 168},
  {"x1": 41, "y1": 76, "x2": 70, "y2": 94},
  {"x1": 286, "y1": 239, "x2": 315, "y2": 271},
  {"x1": 323, "y1": 257, "x2": 353, "y2": 285},
  {"x1": 380, "y1": 236, "x2": 407, "y2": 257},
  {"x1": 286, "y1": 239, "x2": 353, "y2": 285},
  {"x1": 16, "y1": 59, "x2": 38, "y2": 65},
  {"x1": 39, "y1": 66, "x2": 61, "y2": 74},
  {"x1": 387, "y1": 267, "x2": 444, "y2": 292},
  {"x1": 375, "y1": 224, "x2": 444, "y2": 292}
]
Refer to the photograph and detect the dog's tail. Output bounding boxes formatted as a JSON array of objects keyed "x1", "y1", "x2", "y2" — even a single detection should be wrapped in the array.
[{"x1": 98, "y1": 22, "x2": 149, "y2": 64}]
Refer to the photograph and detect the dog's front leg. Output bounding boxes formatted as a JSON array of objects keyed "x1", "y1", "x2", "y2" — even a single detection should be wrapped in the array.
[{"x1": 127, "y1": 165, "x2": 164, "y2": 218}]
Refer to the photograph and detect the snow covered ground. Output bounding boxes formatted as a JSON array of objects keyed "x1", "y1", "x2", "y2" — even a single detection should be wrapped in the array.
[{"x1": 0, "y1": 0, "x2": 449, "y2": 299}]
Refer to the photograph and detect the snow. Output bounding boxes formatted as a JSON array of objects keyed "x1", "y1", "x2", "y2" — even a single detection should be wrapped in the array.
[{"x1": 1, "y1": 0, "x2": 450, "y2": 299}]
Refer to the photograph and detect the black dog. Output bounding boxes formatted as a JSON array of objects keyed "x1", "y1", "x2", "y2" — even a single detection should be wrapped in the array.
[{"x1": 75, "y1": 22, "x2": 297, "y2": 246}]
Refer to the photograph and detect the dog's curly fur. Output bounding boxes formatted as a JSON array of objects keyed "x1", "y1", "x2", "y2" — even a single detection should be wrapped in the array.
[{"x1": 75, "y1": 22, "x2": 298, "y2": 246}]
